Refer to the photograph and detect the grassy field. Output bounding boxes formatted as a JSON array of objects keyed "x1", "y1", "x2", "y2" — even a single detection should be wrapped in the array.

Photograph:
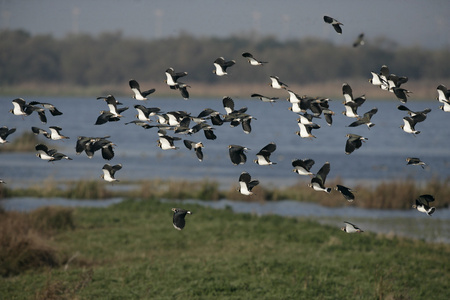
[{"x1": 1, "y1": 198, "x2": 449, "y2": 299}]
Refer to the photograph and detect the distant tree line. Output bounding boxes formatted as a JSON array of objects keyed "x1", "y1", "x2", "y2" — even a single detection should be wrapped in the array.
[{"x1": 1, "y1": 29, "x2": 449, "y2": 87}]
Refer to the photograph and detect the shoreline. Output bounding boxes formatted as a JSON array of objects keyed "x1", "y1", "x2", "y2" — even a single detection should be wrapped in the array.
[{"x1": 1, "y1": 78, "x2": 447, "y2": 100}]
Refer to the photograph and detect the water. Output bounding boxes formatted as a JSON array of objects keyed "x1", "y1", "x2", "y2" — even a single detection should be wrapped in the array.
[{"x1": 1, "y1": 95, "x2": 449, "y2": 189}]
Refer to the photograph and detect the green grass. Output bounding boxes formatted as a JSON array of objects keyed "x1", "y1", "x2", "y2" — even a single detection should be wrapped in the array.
[{"x1": 1, "y1": 198, "x2": 449, "y2": 299}]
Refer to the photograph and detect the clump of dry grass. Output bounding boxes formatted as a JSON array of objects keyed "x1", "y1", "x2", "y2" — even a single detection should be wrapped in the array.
[
  {"x1": 34, "y1": 269, "x2": 93, "y2": 300},
  {"x1": 0, "y1": 207, "x2": 74, "y2": 277}
]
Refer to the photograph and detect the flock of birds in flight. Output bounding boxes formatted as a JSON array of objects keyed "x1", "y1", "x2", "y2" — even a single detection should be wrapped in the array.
[{"x1": 2, "y1": 15, "x2": 448, "y2": 232}]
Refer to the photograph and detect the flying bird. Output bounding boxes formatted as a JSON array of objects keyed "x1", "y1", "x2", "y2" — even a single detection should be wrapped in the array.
[
  {"x1": 292, "y1": 158, "x2": 315, "y2": 176},
  {"x1": 172, "y1": 208, "x2": 192, "y2": 230},
  {"x1": 242, "y1": 52, "x2": 267, "y2": 66},
  {"x1": 228, "y1": 145, "x2": 249, "y2": 165},
  {"x1": 133, "y1": 105, "x2": 160, "y2": 121},
  {"x1": 213, "y1": 57, "x2": 235, "y2": 76},
  {"x1": 393, "y1": 87, "x2": 412, "y2": 103},
  {"x1": 412, "y1": 194, "x2": 435, "y2": 216},
  {"x1": 308, "y1": 162, "x2": 331, "y2": 193},
  {"x1": 129, "y1": 79, "x2": 156, "y2": 100},
  {"x1": 345, "y1": 134, "x2": 368, "y2": 155},
  {"x1": 341, "y1": 221, "x2": 363, "y2": 233},
  {"x1": 165, "y1": 67, "x2": 188, "y2": 89},
  {"x1": 183, "y1": 140, "x2": 204, "y2": 161},
  {"x1": 348, "y1": 108, "x2": 378, "y2": 129},
  {"x1": 251, "y1": 93, "x2": 278, "y2": 104},
  {"x1": 335, "y1": 185, "x2": 355, "y2": 202},
  {"x1": 35, "y1": 144, "x2": 72, "y2": 162},
  {"x1": 101, "y1": 163, "x2": 122, "y2": 183},
  {"x1": 0, "y1": 126, "x2": 16, "y2": 144},
  {"x1": 323, "y1": 15, "x2": 343, "y2": 34},
  {"x1": 406, "y1": 157, "x2": 426, "y2": 169},
  {"x1": 254, "y1": 143, "x2": 277, "y2": 166},
  {"x1": 269, "y1": 76, "x2": 288, "y2": 89},
  {"x1": 352, "y1": 33, "x2": 365, "y2": 47},
  {"x1": 238, "y1": 172, "x2": 259, "y2": 195},
  {"x1": 400, "y1": 116, "x2": 422, "y2": 135}
]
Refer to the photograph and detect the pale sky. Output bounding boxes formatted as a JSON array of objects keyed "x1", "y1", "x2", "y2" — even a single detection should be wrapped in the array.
[{"x1": 1, "y1": 0, "x2": 449, "y2": 48}]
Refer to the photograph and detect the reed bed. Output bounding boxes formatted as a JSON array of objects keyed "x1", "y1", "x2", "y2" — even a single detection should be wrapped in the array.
[{"x1": 2, "y1": 176, "x2": 449, "y2": 209}]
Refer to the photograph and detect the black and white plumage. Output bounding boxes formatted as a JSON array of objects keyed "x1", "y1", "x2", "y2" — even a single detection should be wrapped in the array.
[
  {"x1": 345, "y1": 134, "x2": 367, "y2": 155},
  {"x1": 32, "y1": 127, "x2": 50, "y2": 139},
  {"x1": 400, "y1": 116, "x2": 422, "y2": 135},
  {"x1": 134, "y1": 105, "x2": 160, "y2": 121},
  {"x1": 397, "y1": 105, "x2": 431, "y2": 122},
  {"x1": 387, "y1": 74, "x2": 409, "y2": 91},
  {"x1": 129, "y1": 79, "x2": 156, "y2": 100},
  {"x1": 35, "y1": 144, "x2": 72, "y2": 162},
  {"x1": 296, "y1": 122, "x2": 320, "y2": 139},
  {"x1": 157, "y1": 135, "x2": 181, "y2": 150},
  {"x1": 251, "y1": 93, "x2": 278, "y2": 104},
  {"x1": 342, "y1": 83, "x2": 366, "y2": 118},
  {"x1": 308, "y1": 162, "x2": 331, "y2": 193},
  {"x1": 0, "y1": 126, "x2": 16, "y2": 144},
  {"x1": 323, "y1": 15, "x2": 343, "y2": 34},
  {"x1": 183, "y1": 140, "x2": 204, "y2": 161},
  {"x1": 95, "y1": 111, "x2": 121, "y2": 125},
  {"x1": 228, "y1": 145, "x2": 249, "y2": 165},
  {"x1": 254, "y1": 143, "x2": 276, "y2": 166},
  {"x1": 242, "y1": 52, "x2": 267, "y2": 66},
  {"x1": 269, "y1": 76, "x2": 288, "y2": 89},
  {"x1": 76, "y1": 136, "x2": 115, "y2": 160},
  {"x1": 165, "y1": 67, "x2": 188, "y2": 88},
  {"x1": 412, "y1": 194, "x2": 436, "y2": 216},
  {"x1": 292, "y1": 158, "x2": 315, "y2": 176},
  {"x1": 213, "y1": 57, "x2": 235, "y2": 76},
  {"x1": 335, "y1": 185, "x2": 355, "y2": 202},
  {"x1": 436, "y1": 84, "x2": 450, "y2": 103},
  {"x1": 348, "y1": 108, "x2": 378, "y2": 129},
  {"x1": 238, "y1": 172, "x2": 259, "y2": 196},
  {"x1": 10, "y1": 98, "x2": 47, "y2": 123},
  {"x1": 369, "y1": 71, "x2": 388, "y2": 90},
  {"x1": 393, "y1": 87, "x2": 412, "y2": 103},
  {"x1": 406, "y1": 157, "x2": 426, "y2": 169},
  {"x1": 341, "y1": 221, "x2": 363, "y2": 233},
  {"x1": 101, "y1": 163, "x2": 122, "y2": 183},
  {"x1": 177, "y1": 83, "x2": 191, "y2": 100},
  {"x1": 97, "y1": 95, "x2": 128, "y2": 118},
  {"x1": 171, "y1": 208, "x2": 192, "y2": 230},
  {"x1": 352, "y1": 33, "x2": 365, "y2": 47},
  {"x1": 48, "y1": 126, "x2": 70, "y2": 140},
  {"x1": 124, "y1": 120, "x2": 152, "y2": 129},
  {"x1": 29, "y1": 101, "x2": 63, "y2": 116}
]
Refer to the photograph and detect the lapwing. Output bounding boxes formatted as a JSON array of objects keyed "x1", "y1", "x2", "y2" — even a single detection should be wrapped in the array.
[
  {"x1": 439, "y1": 101, "x2": 450, "y2": 112},
  {"x1": 191, "y1": 122, "x2": 217, "y2": 140},
  {"x1": 436, "y1": 84, "x2": 450, "y2": 103},
  {"x1": 296, "y1": 122, "x2": 320, "y2": 139},
  {"x1": 10, "y1": 98, "x2": 47, "y2": 123},
  {"x1": 97, "y1": 95, "x2": 128, "y2": 117},
  {"x1": 400, "y1": 116, "x2": 422, "y2": 135},
  {"x1": 335, "y1": 185, "x2": 355, "y2": 202},
  {"x1": 129, "y1": 79, "x2": 156, "y2": 100},
  {"x1": 183, "y1": 140, "x2": 204, "y2": 161},
  {"x1": 90, "y1": 138, "x2": 116, "y2": 160},
  {"x1": 75, "y1": 136, "x2": 111, "y2": 157},
  {"x1": 228, "y1": 145, "x2": 249, "y2": 165},
  {"x1": 348, "y1": 108, "x2": 378, "y2": 129},
  {"x1": 352, "y1": 33, "x2": 365, "y2": 47},
  {"x1": 238, "y1": 171, "x2": 259, "y2": 195},
  {"x1": 406, "y1": 157, "x2": 426, "y2": 169},
  {"x1": 323, "y1": 15, "x2": 343, "y2": 34},
  {"x1": 95, "y1": 111, "x2": 121, "y2": 125},
  {"x1": 393, "y1": 87, "x2": 412, "y2": 103},
  {"x1": 29, "y1": 101, "x2": 63, "y2": 116},
  {"x1": 172, "y1": 208, "x2": 192, "y2": 230},
  {"x1": 242, "y1": 52, "x2": 267, "y2": 65},
  {"x1": 269, "y1": 76, "x2": 288, "y2": 89},
  {"x1": 369, "y1": 71, "x2": 388, "y2": 90},
  {"x1": 387, "y1": 74, "x2": 408, "y2": 91},
  {"x1": 32, "y1": 126, "x2": 50, "y2": 139},
  {"x1": 341, "y1": 221, "x2": 363, "y2": 233},
  {"x1": 35, "y1": 144, "x2": 72, "y2": 162},
  {"x1": 0, "y1": 126, "x2": 16, "y2": 144},
  {"x1": 124, "y1": 120, "x2": 152, "y2": 129},
  {"x1": 134, "y1": 105, "x2": 160, "y2": 121},
  {"x1": 177, "y1": 83, "x2": 190, "y2": 100},
  {"x1": 286, "y1": 90, "x2": 303, "y2": 104},
  {"x1": 213, "y1": 57, "x2": 235, "y2": 76},
  {"x1": 251, "y1": 93, "x2": 278, "y2": 104},
  {"x1": 412, "y1": 194, "x2": 435, "y2": 216},
  {"x1": 345, "y1": 133, "x2": 367, "y2": 155},
  {"x1": 254, "y1": 142, "x2": 277, "y2": 166},
  {"x1": 165, "y1": 67, "x2": 188, "y2": 88},
  {"x1": 157, "y1": 135, "x2": 181, "y2": 150},
  {"x1": 308, "y1": 162, "x2": 331, "y2": 193},
  {"x1": 48, "y1": 126, "x2": 70, "y2": 140},
  {"x1": 292, "y1": 158, "x2": 315, "y2": 176},
  {"x1": 397, "y1": 105, "x2": 431, "y2": 122},
  {"x1": 101, "y1": 163, "x2": 122, "y2": 183}
]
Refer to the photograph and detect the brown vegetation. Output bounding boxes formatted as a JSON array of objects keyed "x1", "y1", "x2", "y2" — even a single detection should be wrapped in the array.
[{"x1": 0, "y1": 206, "x2": 74, "y2": 277}]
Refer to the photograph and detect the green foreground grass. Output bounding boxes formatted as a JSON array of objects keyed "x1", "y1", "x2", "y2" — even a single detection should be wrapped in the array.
[{"x1": 1, "y1": 198, "x2": 449, "y2": 299}]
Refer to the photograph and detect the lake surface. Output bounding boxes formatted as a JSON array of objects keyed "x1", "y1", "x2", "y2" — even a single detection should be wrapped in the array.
[{"x1": 1, "y1": 95, "x2": 449, "y2": 190}]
